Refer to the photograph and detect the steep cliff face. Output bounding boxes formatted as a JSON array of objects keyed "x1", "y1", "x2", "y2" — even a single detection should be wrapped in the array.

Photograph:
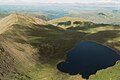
[
  {"x1": 0, "y1": 37, "x2": 32, "y2": 80},
  {"x1": 0, "y1": 13, "x2": 50, "y2": 80}
]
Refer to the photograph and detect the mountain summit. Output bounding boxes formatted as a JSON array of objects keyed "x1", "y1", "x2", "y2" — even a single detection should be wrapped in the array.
[{"x1": 0, "y1": 12, "x2": 47, "y2": 34}]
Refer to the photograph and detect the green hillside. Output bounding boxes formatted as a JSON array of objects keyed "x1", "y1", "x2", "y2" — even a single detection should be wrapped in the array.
[
  {"x1": 0, "y1": 13, "x2": 86, "y2": 80},
  {"x1": 89, "y1": 61, "x2": 120, "y2": 80},
  {"x1": 0, "y1": 13, "x2": 120, "y2": 80}
]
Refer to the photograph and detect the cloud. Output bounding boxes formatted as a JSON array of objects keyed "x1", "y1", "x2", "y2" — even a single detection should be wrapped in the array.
[
  {"x1": 0, "y1": 0, "x2": 20, "y2": 4},
  {"x1": 0, "y1": 0, "x2": 120, "y2": 4},
  {"x1": 99, "y1": 0, "x2": 120, "y2": 3},
  {"x1": 0, "y1": 0, "x2": 90, "y2": 4}
]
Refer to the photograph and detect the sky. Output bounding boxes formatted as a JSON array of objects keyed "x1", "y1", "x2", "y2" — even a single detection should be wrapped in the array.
[{"x1": 0, "y1": 0, "x2": 120, "y2": 4}]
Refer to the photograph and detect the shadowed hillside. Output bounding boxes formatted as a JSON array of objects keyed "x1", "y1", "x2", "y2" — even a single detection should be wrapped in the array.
[{"x1": 0, "y1": 13, "x2": 86, "y2": 80}]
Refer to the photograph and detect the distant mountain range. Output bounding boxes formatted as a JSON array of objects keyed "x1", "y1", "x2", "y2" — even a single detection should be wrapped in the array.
[{"x1": 0, "y1": 4, "x2": 120, "y2": 25}]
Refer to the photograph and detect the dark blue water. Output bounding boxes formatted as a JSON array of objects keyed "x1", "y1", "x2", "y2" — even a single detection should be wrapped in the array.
[{"x1": 57, "y1": 41, "x2": 120, "y2": 78}]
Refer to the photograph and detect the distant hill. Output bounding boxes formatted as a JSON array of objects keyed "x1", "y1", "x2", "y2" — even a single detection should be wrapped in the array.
[
  {"x1": 48, "y1": 17, "x2": 93, "y2": 29},
  {"x1": 48, "y1": 16, "x2": 120, "y2": 32}
]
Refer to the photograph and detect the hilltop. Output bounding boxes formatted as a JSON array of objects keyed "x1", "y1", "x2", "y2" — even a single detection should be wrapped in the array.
[
  {"x1": 0, "y1": 12, "x2": 62, "y2": 43},
  {"x1": 48, "y1": 17, "x2": 93, "y2": 29},
  {"x1": 49, "y1": 17, "x2": 89, "y2": 23},
  {"x1": 0, "y1": 12, "x2": 48, "y2": 34}
]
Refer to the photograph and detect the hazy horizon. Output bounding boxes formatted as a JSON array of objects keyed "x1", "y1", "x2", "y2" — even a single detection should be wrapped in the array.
[{"x1": 0, "y1": 0, "x2": 120, "y2": 5}]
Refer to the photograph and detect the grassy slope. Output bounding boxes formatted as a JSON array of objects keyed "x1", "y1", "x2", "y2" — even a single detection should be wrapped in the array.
[
  {"x1": 0, "y1": 13, "x2": 86, "y2": 80},
  {"x1": 89, "y1": 61, "x2": 120, "y2": 80},
  {"x1": 0, "y1": 13, "x2": 120, "y2": 80}
]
